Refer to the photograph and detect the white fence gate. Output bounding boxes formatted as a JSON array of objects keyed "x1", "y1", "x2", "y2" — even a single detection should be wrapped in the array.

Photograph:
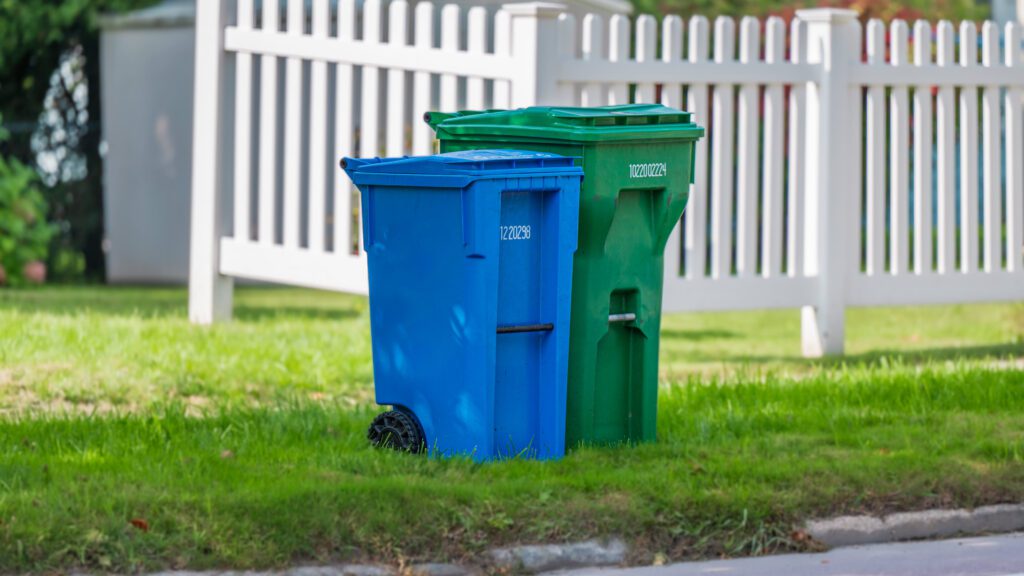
[{"x1": 190, "y1": 0, "x2": 1024, "y2": 356}]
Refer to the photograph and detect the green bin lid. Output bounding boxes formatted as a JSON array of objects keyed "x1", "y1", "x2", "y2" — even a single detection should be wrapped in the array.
[{"x1": 425, "y1": 104, "x2": 704, "y2": 143}]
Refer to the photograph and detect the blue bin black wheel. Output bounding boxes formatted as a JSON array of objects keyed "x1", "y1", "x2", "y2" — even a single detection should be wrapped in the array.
[{"x1": 367, "y1": 408, "x2": 425, "y2": 454}]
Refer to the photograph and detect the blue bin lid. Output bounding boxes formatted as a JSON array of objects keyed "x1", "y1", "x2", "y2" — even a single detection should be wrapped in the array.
[{"x1": 342, "y1": 150, "x2": 582, "y2": 188}]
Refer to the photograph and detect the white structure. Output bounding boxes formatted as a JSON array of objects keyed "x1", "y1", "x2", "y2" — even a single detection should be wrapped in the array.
[
  {"x1": 100, "y1": 0, "x2": 628, "y2": 283},
  {"x1": 992, "y1": 0, "x2": 1019, "y2": 25},
  {"x1": 100, "y1": 1, "x2": 197, "y2": 282},
  {"x1": 189, "y1": 0, "x2": 1024, "y2": 355}
]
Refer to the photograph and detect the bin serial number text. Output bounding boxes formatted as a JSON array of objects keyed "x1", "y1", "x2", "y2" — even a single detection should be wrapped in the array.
[
  {"x1": 629, "y1": 162, "x2": 668, "y2": 179},
  {"x1": 500, "y1": 225, "x2": 532, "y2": 241}
]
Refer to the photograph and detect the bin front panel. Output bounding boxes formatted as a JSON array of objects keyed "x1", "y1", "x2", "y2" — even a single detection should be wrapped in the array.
[
  {"x1": 361, "y1": 183, "x2": 498, "y2": 458},
  {"x1": 432, "y1": 110, "x2": 702, "y2": 449}
]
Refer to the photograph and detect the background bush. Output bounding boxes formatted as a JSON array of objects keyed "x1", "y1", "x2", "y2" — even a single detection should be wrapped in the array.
[
  {"x1": 632, "y1": 0, "x2": 986, "y2": 21},
  {"x1": 0, "y1": 116, "x2": 55, "y2": 286}
]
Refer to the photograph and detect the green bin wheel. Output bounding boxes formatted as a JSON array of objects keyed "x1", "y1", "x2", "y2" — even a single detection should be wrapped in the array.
[{"x1": 367, "y1": 409, "x2": 425, "y2": 454}]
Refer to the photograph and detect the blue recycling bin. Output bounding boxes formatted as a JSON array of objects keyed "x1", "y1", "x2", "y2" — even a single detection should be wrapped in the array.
[{"x1": 342, "y1": 150, "x2": 583, "y2": 461}]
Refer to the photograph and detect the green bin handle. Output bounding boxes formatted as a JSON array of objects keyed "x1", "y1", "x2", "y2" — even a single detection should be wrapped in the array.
[{"x1": 423, "y1": 110, "x2": 499, "y2": 132}]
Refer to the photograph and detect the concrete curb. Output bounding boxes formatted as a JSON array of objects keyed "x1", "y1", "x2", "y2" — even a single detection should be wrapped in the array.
[
  {"x1": 143, "y1": 567, "x2": 395, "y2": 576},
  {"x1": 804, "y1": 503, "x2": 1024, "y2": 548},
  {"x1": 83, "y1": 540, "x2": 627, "y2": 576},
  {"x1": 141, "y1": 566, "x2": 474, "y2": 576},
  {"x1": 488, "y1": 538, "x2": 628, "y2": 573},
  {"x1": 406, "y1": 563, "x2": 475, "y2": 576}
]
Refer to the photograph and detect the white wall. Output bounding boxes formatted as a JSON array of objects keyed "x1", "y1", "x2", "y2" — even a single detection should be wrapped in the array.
[
  {"x1": 101, "y1": 16, "x2": 196, "y2": 283},
  {"x1": 992, "y1": 0, "x2": 1016, "y2": 24}
]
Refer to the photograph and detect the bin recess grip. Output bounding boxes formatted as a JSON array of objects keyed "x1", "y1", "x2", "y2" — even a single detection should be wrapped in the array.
[{"x1": 497, "y1": 323, "x2": 554, "y2": 334}]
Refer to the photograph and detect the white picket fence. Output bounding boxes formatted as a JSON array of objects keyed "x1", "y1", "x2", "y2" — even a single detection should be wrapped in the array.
[{"x1": 189, "y1": 0, "x2": 1024, "y2": 356}]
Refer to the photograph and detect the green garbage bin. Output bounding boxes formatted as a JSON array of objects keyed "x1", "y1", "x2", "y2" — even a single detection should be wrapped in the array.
[{"x1": 426, "y1": 104, "x2": 704, "y2": 448}]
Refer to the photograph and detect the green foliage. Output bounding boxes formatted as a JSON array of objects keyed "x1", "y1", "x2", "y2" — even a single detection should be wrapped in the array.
[
  {"x1": 0, "y1": 115, "x2": 55, "y2": 287},
  {"x1": 630, "y1": 0, "x2": 986, "y2": 23},
  {"x1": 0, "y1": 0, "x2": 154, "y2": 121},
  {"x1": 0, "y1": 0, "x2": 157, "y2": 282}
]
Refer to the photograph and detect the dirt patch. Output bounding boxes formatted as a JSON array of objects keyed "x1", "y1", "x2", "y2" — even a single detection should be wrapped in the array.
[{"x1": 991, "y1": 358, "x2": 1024, "y2": 371}]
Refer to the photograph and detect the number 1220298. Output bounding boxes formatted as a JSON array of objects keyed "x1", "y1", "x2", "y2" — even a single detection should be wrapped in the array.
[{"x1": 500, "y1": 225, "x2": 531, "y2": 241}]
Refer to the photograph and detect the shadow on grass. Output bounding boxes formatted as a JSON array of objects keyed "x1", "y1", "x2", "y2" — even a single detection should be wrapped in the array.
[
  {"x1": 0, "y1": 286, "x2": 186, "y2": 316},
  {"x1": 660, "y1": 328, "x2": 739, "y2": 341},
  {"x1": 0, "y1": 286, "x2": 364, "y2": 322},
  {"x1": 234, "y1": 306, "x2": 361, "y2": 322},
  {"x1": 836, "y1": 342, "x2": 1024, "y2": 366},
  {"x1": 679, "y1": 342, "x2": 1024, "y2": 368}
]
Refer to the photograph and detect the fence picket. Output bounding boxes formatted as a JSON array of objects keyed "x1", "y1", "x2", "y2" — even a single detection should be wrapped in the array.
[
  {"x1": 440, "y1": 4, "x2": 460, "y2": 112},
  {"x1": 307, "y1": 0, "x2": 329, "y2": 252},
  {"x1": 786, "y1": 18, "x2": 807, "y2": 277},
  {"x1": 684, "y1": 15, "x2": 710, "y2": 279},
  {"x1": 660, "y1": 16, "x2": 683, "y2": 108},
  {"x1": 761, "y1": 16, "x2": 785, "y2": 278},
  {"x1": 710, "y1": 16, "x2": 736, "y2": 279},
  {"x1": 864, "y1": 19, "x2": 885, "y2": 275},
  {"x1": 467, "y1": 7, "x2": 487, "y2": 109},
  {"x1": 361, "y1": 0, "x2": 382, "y2": 161},
  {"x1": 1006, "y1": 22, "x2": 1024, "y2": 272},
  {"x1": 608, "y1": 15, "x2": 630, "y2": 105},
  {"x1": 634, "y1": 15, "x2": 656, "y2": 103},
  {"x1": 850, "y1": 18, "x2": 865, "y2": 279},
  {"x1": 493, "y1": 9, "x2": 512, "y2": 109},
  {"x1": 889, "y1": 20, "x2": 910, "y2": 275},
  {"x1": 282, "y1": 0, "x2": 304, "y2": 249},
  {"x1": 386, "y1": 0, "x2": 409, "y2": 157},
  {"x1": 912, "y1": 20, "x2": 933, "y2": 275},
  {"x1": 412, "y1": 2, "x2": 434, "y2": 155},
  {"x1": 935, "y1": 21, "x2": 956, "y2": 273},
  {"x1": 557, "y1": 14, "x2": 578, "y2": 105},
  {"x1": 959, "y1": 22, "x2": 980, "y2": 273},
  {"x1": 233, "y1": 0, "x2": 254, "y2": 242},
  {"x1": 736, "y1": 17, "x2": 760, "y2": 278},
  {"x1": 981, "y1": 21, "x2": 1002, "y2": 272},
  {"x1": 581, "y1": 14, "x2": 606, "y2": 107},
  {"x1": 660, "y1": 14, "x2": 684, "y2": 280},
  {"x1": 334, "y1": 0, "x2": 356, "y2": 254},
  {"x1": 258, "y1": 0, "x2": 279, "y2": 245}
]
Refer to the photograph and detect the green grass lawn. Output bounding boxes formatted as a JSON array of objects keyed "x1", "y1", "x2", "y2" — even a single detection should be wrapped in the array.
[{"x1": 1, "y1": 287, "x2": 1023, "y2": 572}]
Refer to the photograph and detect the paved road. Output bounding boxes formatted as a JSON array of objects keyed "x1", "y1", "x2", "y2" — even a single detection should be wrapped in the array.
[{"x1": 558, "y1": 533, "x2": 1024, "y2": 576}]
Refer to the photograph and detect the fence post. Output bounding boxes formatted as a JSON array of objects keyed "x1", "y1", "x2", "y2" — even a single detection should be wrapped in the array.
[
  {"x1": 504, "y1": 2, "x2": 568, "y2": 107},
  {"x1": 189, "y1": 0, "x2": 234, "y2": 324},
  {"x1": 797, "y1": 8, "x2": 859, "y2": 357}
]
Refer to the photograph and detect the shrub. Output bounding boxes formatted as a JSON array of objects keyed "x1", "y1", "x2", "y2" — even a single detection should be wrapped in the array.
[
  {"x1": 631, "y1": 0, "x2": 986, "y2": 23},
  {"x1": 0, "y1": 118, "x2": 55, "y2": 286}
]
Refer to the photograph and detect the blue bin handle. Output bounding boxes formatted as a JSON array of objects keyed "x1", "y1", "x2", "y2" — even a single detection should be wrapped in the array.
[{"x1": 340, "y1": 156, "x2": 383, "y2": 177}]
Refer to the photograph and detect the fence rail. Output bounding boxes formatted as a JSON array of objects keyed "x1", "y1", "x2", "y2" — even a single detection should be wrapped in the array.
[{"x1": 190, "y1": 0, "x2": 1024, "y2": 356}]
